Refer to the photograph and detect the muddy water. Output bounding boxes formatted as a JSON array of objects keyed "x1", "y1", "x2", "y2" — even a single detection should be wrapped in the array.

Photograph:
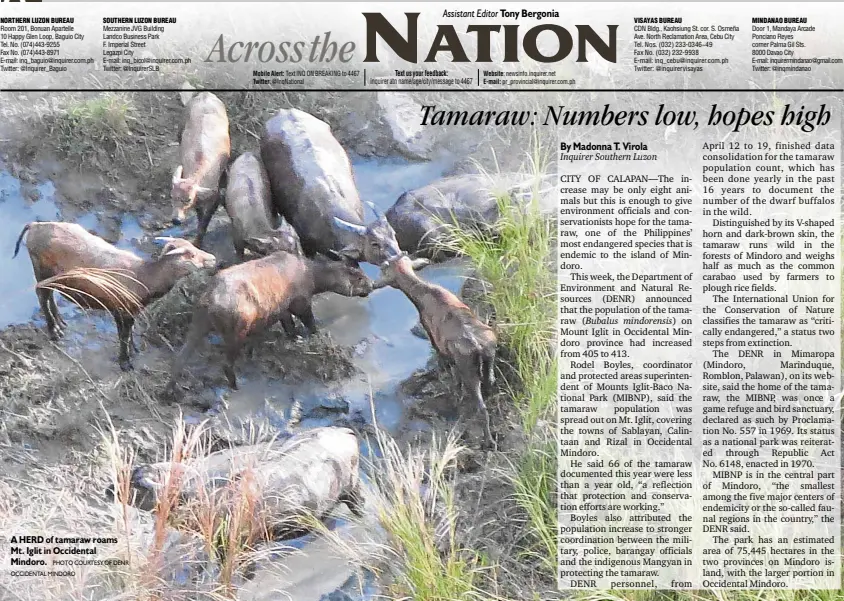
[
  {"x1": 166, "y1": 155, "x2": 462, "y2": 438},
  {"x1": 76, "y1": 211, "x2": 147, "y2": 255},
  {"x1": 1, "y1": 155, "x2": 467, "y2": 600},
  {"x1": 213, "y1": 243, "x2": 468, "y2": 436},
  {"x1": 0, "y1": 165, "x2": 61, "y2": 329}
]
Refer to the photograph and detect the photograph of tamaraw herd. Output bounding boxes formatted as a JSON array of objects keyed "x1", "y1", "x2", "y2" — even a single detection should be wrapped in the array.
[
  {"x1": 14, "y1": 94, "x2": 499, "y2": 446},
  {"x1": 0, "y1": 89, "x2": 557, "y2": 600}
]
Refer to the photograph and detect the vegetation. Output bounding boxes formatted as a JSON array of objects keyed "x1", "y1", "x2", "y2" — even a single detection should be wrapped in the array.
[
  {"x1": 104, "y1": 417, "x2": 273, "y2": 599},
  {"x1": 440, "y1": 135, "x2": 558, "y2": 579},
  {"x1": 50, "y1": 93, "x2": 135, "y2": 158},
  {"x1": 362, "y1": 425, "x2": 492, "y2": 601}
]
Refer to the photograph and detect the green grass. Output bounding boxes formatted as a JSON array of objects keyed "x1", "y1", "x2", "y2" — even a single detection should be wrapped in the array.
[
  {"x1": 440, "y1": 138, "x2": 556, "y2": 432},
  {"x1": 368, "y1": 428, "x2": 491, "y2": 601},
  {"x1": 438, "y1": 135, "x2": 558, "y2": 580},
  {"x1": 509, "y1": 435, "x2": 557, "y2": 576},
  {"x1": 52, "y1": 93, "x2": 134, "y2": 157}
]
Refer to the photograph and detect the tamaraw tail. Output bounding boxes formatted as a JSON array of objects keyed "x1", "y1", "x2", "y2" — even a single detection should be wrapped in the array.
[{"x1": 13, "y1": 222, "x2": 32, "y2": 258}]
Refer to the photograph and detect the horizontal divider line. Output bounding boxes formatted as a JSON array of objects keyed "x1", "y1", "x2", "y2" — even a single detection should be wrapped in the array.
[{"x1": 0, "y1": 88, "x2": 841, "y2": 93}]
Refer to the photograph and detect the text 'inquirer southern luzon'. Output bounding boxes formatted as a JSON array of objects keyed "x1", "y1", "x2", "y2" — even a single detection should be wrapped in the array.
[{"x1": 556, "y1": 109, "x2": 841, "y2": 590}]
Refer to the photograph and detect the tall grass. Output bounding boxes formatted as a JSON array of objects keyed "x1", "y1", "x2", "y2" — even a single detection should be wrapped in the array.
[
  {"x1": 369, "y1": 429, "x2": 490, "y2": 601},
  {"x1": 438, "y1": 135, "x2": 558, "y2": 578},
  {"x1": 104, "y1": 419, "x2": 277, "y2": 599},
  {"x1": 50, "y1": 92, "x2": 134, "y2": 158},
  {"x1": 439, "y1": 138, "x2": 556, "y2": 432},
  {"x1": 0, "y1": 417, "x2": 276, "y2": 600},
  {"x1": 508, "y1": 435, "x2": 557, "y2": 576},
  {"x1": 36, "y1": 267, "x2": 146, "y2": 316}
]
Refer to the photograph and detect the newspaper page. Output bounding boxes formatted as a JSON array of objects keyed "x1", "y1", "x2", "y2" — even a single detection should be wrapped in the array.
[{"x1": 0, "y1": 2, "x2": 840, "y2": 600}]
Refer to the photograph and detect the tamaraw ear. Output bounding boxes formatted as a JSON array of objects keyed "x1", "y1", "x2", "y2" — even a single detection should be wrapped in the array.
[
  {"x1": 320, "y1": 249, "x2": 360, "y2": 267},
  {"x1": 339, "y1": 244, "x2": 362, "y2": 261},
  {"x1": 172, "y1": 165, "x2": 184, "y2": 185}
]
